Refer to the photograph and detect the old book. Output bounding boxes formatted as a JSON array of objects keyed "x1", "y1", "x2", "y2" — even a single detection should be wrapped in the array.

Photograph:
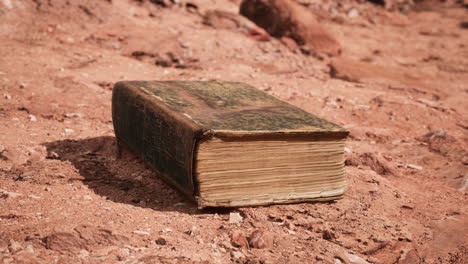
[{"x1": 112, "y1": 81, "x2": 348, "y2": 208}]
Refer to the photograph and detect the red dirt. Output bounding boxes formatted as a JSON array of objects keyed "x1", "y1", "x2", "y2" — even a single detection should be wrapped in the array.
[{"x1": 0, "y1": 0, "x2": 467, "y2": 263}]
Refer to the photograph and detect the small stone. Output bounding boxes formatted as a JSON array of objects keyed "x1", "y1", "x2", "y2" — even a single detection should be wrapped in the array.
[
  {"x1": 28, "y1": 114, "x2": 37, "y2": 122},
  {"x1": 0, "y1": 189, "x2": 23, "y2": 198},
  {"x1": 8, "y1": 240, "x2": 22, "y2": 253},
  {"x1": 344, "y1": 147, "x2": 352, "y2": 153},
  {"x1": 392, "y1": 140, "x2": 401, "y2": 145},
  {"x1": 343, "y1": 251, "x2": 370, "y2": 264},
  {"x1": 348, "y1": 9, "x2": 359, "y2": 18},
  {"x1": 184, "y1": 226, "x2": 197, "y2": 236},
  {"x1": 231, "y1": 251, "x2": 244, "y2": 259},
  {"x1": 230, "y1": 230, "x2": 249, "y2": 248},
  {"x1": 3, "y1": 94, "x2": 11, "y2": 100},
  {"x1": 155, "y1": 237, "x2": 167, "y2": 245},
  {"x1": 162, "y1": 228, "x2": 172, "y2": 233},
  {"x1": 248, "y1": 230, "x2": 272, "y2": 249},
  {"x1": 64, "y1": 128, "x2": 74, "y2": 135},
  {"x1": 407, "y1": 164, "x2": 423, "y2": 170},
  {"x1": 28, "y1": 195, "x2": 41, "y2": 199},
  {"x1": 64, "y1": 113, "x2": 83, "y2": 118},
  {"x1": 82, "y1": 195, "x2": 92, "y2": 200},
  {"x1": 47, "y1": 151, "x2": 59, "y2": 159},
  {"x1": 65, "y1": 36, "x2": 75, "y2": 44},
  {"x1": 78, "y1": 249, "x2": 90, "y2": 258},
  {"x1": 424, "y1": 129, "x2": 446, "y2": 139},
  {"x1": 229, "y1": 212, "x2": 243, "y2": 224},
  {"x1": 322, "y1": 229, "x2": 336, "y2": 241},
  {"x1": 133, "y1": 230, "x2": 150, "y2": 236},
  {"x1": 21, "y1": 244, "x2": 35, "y2": 254},
  {"x1": 335, "y1": 258, "x2": 344, "y2": 264}
]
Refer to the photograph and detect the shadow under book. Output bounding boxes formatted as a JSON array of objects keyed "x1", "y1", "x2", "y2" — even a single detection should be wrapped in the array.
[{"x1": 112, "y1": 81, "x2": 348, "y2": 208}]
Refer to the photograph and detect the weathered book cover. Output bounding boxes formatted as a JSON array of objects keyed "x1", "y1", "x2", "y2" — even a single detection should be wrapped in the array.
[{"x1": 112, "y1": 81, "x2": 348, "y2": 207}]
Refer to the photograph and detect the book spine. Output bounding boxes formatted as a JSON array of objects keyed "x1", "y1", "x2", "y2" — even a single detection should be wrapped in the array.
[{"x1": 112, "y1": 82, "x2": 200, "y2": 199}]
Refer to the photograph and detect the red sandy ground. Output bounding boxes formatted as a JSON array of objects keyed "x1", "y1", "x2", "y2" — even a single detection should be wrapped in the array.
[{"x1": 0, "y1": 0, "x2": 467, "y2": 263}]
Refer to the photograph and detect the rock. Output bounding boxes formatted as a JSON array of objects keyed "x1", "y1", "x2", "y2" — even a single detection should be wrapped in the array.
[
  {"x1": 229, "y1": 212, "x2": 243, "y2": 224},
  {"x1": 407, "y1": 164, "x2": 423, "y2": 170},
  {"x1": 155, "y1": 237, "x2": 167, "y2": 245},
  {"x1": 46, "y1": 151, "x2": 59, "y2": 159},
  {"x1": 347, "y1": 8, "x2": 359, "y2": 18},
  {"x1": 458, "y1": 177, "x2": 468, "y2": 192},
  {"x1": 133, "y1": 230, "x2": 150, "y2": 236},
  {"x1": 231, "y1": 251, "x2": 244, "y2": 259},
  {"x1": 240, "y1": 0, "x2": 341, "y2": 56},
  {"x1": 64, "y1": 128, "x2": 74, "y2": 135},
  {"x1": 203, "y1": 9, "x2": 271, "y2": 41},
  {"x1": 82, "y1": 195, "x2": 93, "y2": 200},
  {"x1": 343, "y1": 251, "x2": 370, "y2": 264},
  {"x1": 322, "y1": 229, "x2": 336, "y2": 241},
  {"x1": 64, "y1": 113, "x2": 83, "y2": 118},
  {"x1": 8, "y1": 240, "x2": 22, "y2": 253},
  {"x1": 230, "y1": 230, "x2": 249, "y2": 248},
  {"x1": 248, "y1": 230, "x2": 272, "y2": 249},
  {"x1": 0, "y1": 189, "x2": 23, "y2": 199},
  {"x1": 28, "y1": 195, "x2": 41, "y2": 199},
  {"x1": 0, "y1": 148, "x2": 24, "y2": 164},
  {"x1": 346, "y1": 152, "x2": 395, "y2": 176},
  {"x1": 28, "y1": 114, "x2": 37, "y2": 122},
  {"x1": 20, "y1": 244, "x2": 34, "y2": 254},
  {"x1": 44, "y1": 232, "x2": 87, "y2": 253},
  {"x1": 424, "y1": 129, "x2": 446, "y2": 139},
  {"x1": 397, "y1": 249, "x2": 421, "y2": 264},
  {"x1": 334, "y1": 258, "x2": 344, "y2": 264},
  {"x1": 74, "y1": 225, "x2": 129, "y2": 246},
  {"x1": 184, "y1": 226, "x2": 197, "y2": 236}
]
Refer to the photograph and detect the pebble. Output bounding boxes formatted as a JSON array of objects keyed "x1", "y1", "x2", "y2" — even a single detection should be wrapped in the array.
[
  {"x1": 28, "y1": 195, "x2": 41, "y2": 199},
  {"x1": 335, "y1": 258, "x2": 344, "y2": 264},
  {"x1": 425, "y1": 129, "x2": 446, "y2": 139},
  {"x1": 0, "y1": 189, "x2": 23, "y2": 198},
  {"x1": 343, "y1": 251, "x2": 370, "y2": 264},
  {"x1": 133, "y1": 230, "x2": 150, "y2": 236},
  {"x1": 64, "y1": 128, "x2": 74, "y2": 135},
  {"x1": 8, "y1": 240, "x2": 22, "y2": 253},
  {"x1": 348, "y1": 8, "x2": 360, "y2": 18},
  {"x1": 155, "y1": 237, "x2": 167, "y2": 245},
  {"x1": 3, "y1": 94, "x2": 11, "y2": 100},
  {"x1": 28, "y1": 114, "x2": 37, "y2": 122},
  {"x1": 64, "y1": 113, "x2": 83, "y2": 118},
  {"x1": 229, "y1": 212, "x2": 243, "y2": 224},
  {"x1": 248, "y1": 230, "x2": 272, "y2": 249},
  {"x1": 407, "y1": 164, "x2": 423, "y2": 170},
  {"x1": 185, "y1": 226, "x2": 197, "y2": 236},
  {"x1": 231, "y1": 251, "x2": 244, "y2": 259},
  {"x1": 47, "y1": 151, "x2": 59, "y2": 159},
  {"x1": 230, "y1": 230, "x2": 248, "y2": 248},
  {"x1": 162, "y1": 228, "x2": 173, "y2": 233},
  {"x1": 83, "y1": 195, "x2": 93, "y2": 200},
  {"x1": 21, "y1": 245, "x2": 34, "y2": 254}
]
